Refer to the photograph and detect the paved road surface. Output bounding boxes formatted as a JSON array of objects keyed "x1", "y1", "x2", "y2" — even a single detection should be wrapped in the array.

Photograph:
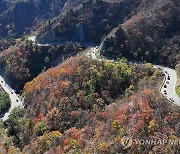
[
  {"x1": 0, "y1": 76, "x2": 23, "y2": 121},
  {"x1": 29, "y1": 37, "x2": 180, "y2": 105},
  {"x1": 0, "y1": 36, "x2": 177, "y2": 121},
  {"x1": 28, "y1": 36, "x2": 97, "y2": 47},
  {"x1": 88, "y1": 47, "x2": 180, "y2": 105},
  {"x1": 158, "y1": 67, "x2": 180, "y2": 105}
]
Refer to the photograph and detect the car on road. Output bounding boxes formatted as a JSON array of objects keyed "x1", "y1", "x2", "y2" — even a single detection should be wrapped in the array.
[
  {"x1": 164, "y1": 85, "x2": 167, "y2": 88},
  {"x1": 164, "y1": 91, "x2": 167, "y2": 95},
  {"x1": 169, "y1": 98, "x2": 175, "y2": 102},
  {"x1": 167, "y1": 76, "x2": 170, "y2": 80},
  {"x1": 164, "y1": 89, "x2": 167, "y2": 94}
]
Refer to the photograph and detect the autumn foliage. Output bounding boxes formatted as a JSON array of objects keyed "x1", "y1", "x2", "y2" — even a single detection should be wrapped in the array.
[{"x1": 0, "y1": 56, "x2": 179, "y2": 153}]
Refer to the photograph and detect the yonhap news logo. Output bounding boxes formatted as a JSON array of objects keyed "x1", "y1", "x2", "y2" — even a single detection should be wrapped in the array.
[
  {"x1": 120, "y1": 136, "x2": 180, "y2": 149},
  {"x1": 120, "y1": 136, "x2": 133, "y2": 149}
]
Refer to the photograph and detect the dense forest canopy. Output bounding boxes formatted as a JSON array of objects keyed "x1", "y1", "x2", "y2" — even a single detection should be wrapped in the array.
[{"x1": 0, "y1": 0, "x2": 179, "y2": 153}]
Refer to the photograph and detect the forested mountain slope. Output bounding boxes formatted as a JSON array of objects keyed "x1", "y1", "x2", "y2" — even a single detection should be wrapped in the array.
[
  {"x1": 0, "y1": 0, "x2": 179, "y2": 153},
  {"x1": 103, "y1": 0, "x2": 180, "y2": 67},
  {"x1": 35, "y1": 0, "x2": 180, "y2": 67},
  {"x1": 0, "y1": 0, "x2": 179, "y2": 92},
  {"x1": 0, "y1": 0, "x2": 82, "y2": 38}
]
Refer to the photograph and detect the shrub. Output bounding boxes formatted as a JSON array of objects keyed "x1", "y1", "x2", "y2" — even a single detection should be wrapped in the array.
[
  {"x1": 176, "y1": 85, "x2": 180, "y2": 96},
  {"x1": 35, "y1": 122, "x2": 47, "y2": 136},
  {"x1": 0, "y1": 91, "x2": 11, "y2": 115}
]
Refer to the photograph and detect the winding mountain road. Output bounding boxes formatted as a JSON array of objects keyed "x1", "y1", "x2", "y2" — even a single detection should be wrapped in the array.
[
  {"x1": 29, "y1": 36, "x2": 180, "y2": 105},
  {"x1": 157, "y1": 66, "x2": 180, "y2": 105},
  {"x1": 0, "y1": 33, "x2": 178, "y2": 121},
  {"x1": 88, "y1": 47, "x2": 180, "y2": 105},
  {"x1": 28, "y1": 36, "x2": 97, "y2": 47},
  {"x1": 0, "y1": 75, "x2": 23, "y2": 121}
]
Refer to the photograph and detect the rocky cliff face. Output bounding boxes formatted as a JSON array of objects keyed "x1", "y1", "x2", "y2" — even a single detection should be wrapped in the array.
[{"x1": 37, "y1": 23, "x2": 85, "y2": 44}]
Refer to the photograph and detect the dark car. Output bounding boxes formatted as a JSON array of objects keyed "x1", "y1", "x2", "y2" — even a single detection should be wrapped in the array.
[
  {"x1": 164, "y1": 92, "x2": 167, "y2": 95},
  {"x1": 167, "y1": 76, "x2": 170, "y2": 80},
  {"x1": 169, "y1": 98, "x2": 175, "y2": 102},
  {"x1": 164, "y1": 85, "x2": 167, "y2": 88}
]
